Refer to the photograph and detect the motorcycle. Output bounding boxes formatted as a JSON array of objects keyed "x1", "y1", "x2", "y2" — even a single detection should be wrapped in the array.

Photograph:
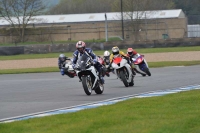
[
  {"x1": 111, "y1": 56, "x2": 134, "y2": 87},
  {"x1": 97, "y1": 56, "x2": 110, "y2": 77},
  {"x1": 75, "y1": 53, "x2": 104, "y2": 95},
  {"x1": 63, "y1": 58, "x2": 77, "y2": 78},
  {"x1": 131, "y1": 54, "x2": 151, "y2": 76}
]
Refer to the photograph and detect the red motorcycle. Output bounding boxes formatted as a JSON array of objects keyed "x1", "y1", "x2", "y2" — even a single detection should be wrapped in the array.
[{"x1": 131, "y1": 54, "x2": 151, "y2": 76}]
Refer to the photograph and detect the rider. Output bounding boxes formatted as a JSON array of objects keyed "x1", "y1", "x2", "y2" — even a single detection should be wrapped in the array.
[
  {"x1": 126, "y1": 48, "x2": 139, "y2": 75},
  {"x1": 126, "y1": 48, "x2": 138, "y2": 60},
  {"x1": 72, "y1": 41, "x2": 104, "y2": 84},
  {"x1": 108, "y1": 46, "x2": 130, "y2": 70},
  {"x1": 103, "y1": 50, "x2": 111, "y2": 66},
  {"x1": 109, "y1": 46, "x2": 130, "y2": 64},
  {"x1": 58, "y1": 53, "x2": 68, "y2": 76}
]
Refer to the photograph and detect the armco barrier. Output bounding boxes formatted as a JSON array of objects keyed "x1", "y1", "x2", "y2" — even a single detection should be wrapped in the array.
[
  {"x1": 0, "y1": 46, "x2": 24, "y2": 55},
  {"x1": 0, "y1": 38, "x2": 200, "y2": 55}
]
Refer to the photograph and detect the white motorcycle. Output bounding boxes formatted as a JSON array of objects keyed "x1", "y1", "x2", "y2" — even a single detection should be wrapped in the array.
[
  {"x1": 63, "y1": 58, "x2": 76, "y2": 78},
  {"x1": 75, "y1": 53, "x2": 104, "y2": 95},
  {"x1": 131, "y1": 54, "x2": 151, "y2": 76},
  {"x1": 111, "y1": 56, "x2": 134, "y2": 87}
]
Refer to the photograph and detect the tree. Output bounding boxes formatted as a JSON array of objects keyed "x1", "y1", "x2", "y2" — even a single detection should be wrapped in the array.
[
  {"x1": 173, "y1": 0, "x2": 200, "y2": 24},
  {"x1": 112, "y1": 0, "x2": 175, "y2": 41},
  {"x1": 47, "y1": 0, "x2": 113, "y2": 15},
  {"x1": 0, "y1": 0, "x2": 46, "y2": 42}
]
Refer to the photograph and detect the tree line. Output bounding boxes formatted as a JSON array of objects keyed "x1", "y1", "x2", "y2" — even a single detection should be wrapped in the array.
[
  {"x1": 47, "y1": 0, "x2": 200, "y2": 16},
  {"x1": 47, "y1": 0, "x2": 175, "y2": 14}
]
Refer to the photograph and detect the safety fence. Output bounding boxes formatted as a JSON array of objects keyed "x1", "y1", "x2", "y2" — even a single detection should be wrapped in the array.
[{"x1": 0, "y1": 37, "x2": 200, "y2": 55}]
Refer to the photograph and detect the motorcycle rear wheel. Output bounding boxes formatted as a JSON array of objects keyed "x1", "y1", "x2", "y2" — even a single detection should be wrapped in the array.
[{"x1": 95, "y1": 82, "x2": 104, "y2": 94}]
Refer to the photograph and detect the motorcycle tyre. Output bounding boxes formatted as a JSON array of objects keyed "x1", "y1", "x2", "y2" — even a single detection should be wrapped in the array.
[
  {"x1": 67, "y1": 74, "x2": 75, "y2": 78},
  {"x1": 144, "y1": 67, "x2": 151, "y2": 76},
  {"x1": 142, "y1": 74, "x2": 146, "y2": 77},
  {"x1": 82, "y1": 76, "x2": 92, "y2": 95},
  {"x1": 95, "y1": 82, "x2": 104, "y2": 94},
  {"x1": 129, "y1": 76, "x2": 134, "y2": 86},
  {"x1": 119, "y1": 71, "x2": 129, "y2": 87}
]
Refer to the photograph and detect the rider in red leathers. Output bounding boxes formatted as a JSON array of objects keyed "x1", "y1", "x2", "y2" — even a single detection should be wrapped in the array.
[{"x1": 126, "y1": 48, "x2": 139, "y2": 75}]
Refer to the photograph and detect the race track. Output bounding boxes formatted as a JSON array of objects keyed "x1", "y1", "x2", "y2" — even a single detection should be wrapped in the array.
[{"x1": 0, "y1": 65, "x2": 200, "y2": 120}]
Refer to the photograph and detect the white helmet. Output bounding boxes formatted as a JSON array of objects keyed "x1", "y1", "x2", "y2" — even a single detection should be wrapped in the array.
[
  {"x1": 59, "y1": 54, "x2": 65, "y2": 58},
  {"x1": 104, "y1": 50, "x2": 110, "y2": 57}
]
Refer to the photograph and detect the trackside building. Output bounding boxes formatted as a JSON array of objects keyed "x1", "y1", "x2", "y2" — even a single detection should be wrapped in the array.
[{"x1": 0, "y1": 9, "x2": 187, "y2": 43}]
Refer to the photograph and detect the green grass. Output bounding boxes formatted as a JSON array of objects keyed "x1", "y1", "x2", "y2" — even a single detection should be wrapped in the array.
[
  {"x1": 133, "y1": 46, "x2": 200, "y2": 53},
  {"x1": 0, "y1": 67, "x2": 58, "y2": 74},
  {"x1": 0, "y1": 46, "x2": 200, "y2": 60},
  {"x1": 0, "y1": 89, "x2": 200, "y2": 133},
  {"x1": 0, "y1": 53, "x2": 67, "y2": 60},
  {"x1": 1, "y1": 61, "x2": 200, "y2": 75},
  {"x1": 148, "y1": 61, "x2": 200, "y2": 68}
]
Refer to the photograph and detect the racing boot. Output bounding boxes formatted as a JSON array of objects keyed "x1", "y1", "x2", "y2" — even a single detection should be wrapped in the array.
[
  {"x1": 99, "y1": 74, "x2": 105, "y2": 84},
  {"x1": 132, "y1": 68, "x2": 136, "y2": 76},
  {"x1": 100, "y1": 76, "x2": 105, "y2": 84}
]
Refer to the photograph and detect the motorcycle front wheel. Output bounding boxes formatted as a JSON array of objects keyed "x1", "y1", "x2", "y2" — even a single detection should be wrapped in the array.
[
  {"x1": 144, "y1": 67, "x2": 151, "y2": 76},
  {"x1": 119, "y1": 70, "x2": 129, "y2": 87},
  {"x1": 82, "y1": 76, "x2": 93, "y2": 95}
]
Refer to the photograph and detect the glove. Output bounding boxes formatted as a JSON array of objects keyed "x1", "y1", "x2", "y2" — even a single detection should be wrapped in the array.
[
  {"x1": 107, "y1": 64, "x2": 112, "y2": 72},
  {"x1": 92, "y1": 59, "x2": 97, "y2": 64},
  {"x1": 131, "y1": 58, "x2": 136, "y2": 62},
  {"x1": 125, "y1": 56, "x2": 129, "y2": 60},
  {"x1": 124, "y1": 56, "x2": 130, "y2": 64},
  {"x1": 72, "y1": 64, "x2": 76, "y2": 70}
]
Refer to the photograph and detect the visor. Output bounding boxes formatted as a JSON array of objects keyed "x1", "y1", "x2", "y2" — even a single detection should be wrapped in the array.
[
  {"x1": 77, "y1": 47, "x2": 84, "y2": 52},
  {"x1": 113, "y1": 51, "x2": 119, "y2": 55},
  {"x1": 128, "y1": 52, "x2": 133, "y2": 56}
]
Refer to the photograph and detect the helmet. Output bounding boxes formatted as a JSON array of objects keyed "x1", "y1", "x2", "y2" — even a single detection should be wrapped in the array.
[
  {"x1": 112, "y1": 46, "x2": 119, "y2": 56},
  {"x1": 59, "y1": 54, "x2": 66, "y2": 61},
  {"x1": 104, "y1": 50, "x2": 110, "y2": 57},
  {"x1": 76, "y1": 41, "x2": 86, "y2": 53},
  {"x1": 127, "y1": 48, "x2": 133, "y2": 56}
]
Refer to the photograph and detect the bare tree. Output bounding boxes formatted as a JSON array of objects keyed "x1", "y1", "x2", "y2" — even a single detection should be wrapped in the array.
[
  {"x1": 0, "y1": 0, "x2": 45, "y2": 42},
  {"x1": 112, "y1": 0, "x2": 175, "y2": 41}
]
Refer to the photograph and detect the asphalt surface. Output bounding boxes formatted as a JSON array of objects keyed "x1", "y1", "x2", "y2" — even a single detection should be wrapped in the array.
[{"x1": 0, "y1": 65, "x2": 200, "y2": 120}]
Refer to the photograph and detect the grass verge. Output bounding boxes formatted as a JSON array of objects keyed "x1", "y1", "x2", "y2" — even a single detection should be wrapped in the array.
[
  {"x1": 0, "y1": 37, "x2": 122, "y2": 47},
  {"x1": 0, "y1": 89, "x2": 200, "y2": 133},
  {"x1": 0, "y1": 46, "x2": 200, "y2": 60},
  {"x1": 0, "y1": 61, "x2": 200, "y2": 74},
  {"x1": 148, "y1": 60, "x2": 200, "y2": 68},
  {"x1": 0, "y1": 67, "x2": 58, "y2": 74}
]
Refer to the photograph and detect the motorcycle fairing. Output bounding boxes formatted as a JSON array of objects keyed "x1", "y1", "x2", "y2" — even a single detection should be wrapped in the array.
[
  {"x1": 112, "y1": 57, "x2": 133, "y2": 83},
  {"x1": 75, "y1": 53, "x2": 99, "y2": 89},
  {"x1": 134, "y1": 55, "x2": 144, "y2": 65}
]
